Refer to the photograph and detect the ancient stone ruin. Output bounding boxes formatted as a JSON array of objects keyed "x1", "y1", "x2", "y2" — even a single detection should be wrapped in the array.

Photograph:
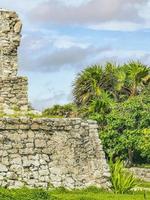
[
  {"x1": 0, "y1": 9, "x2": 28, "y2": 114},
  {"x1": 0, "y1": 9, "x2": 111, "y2": 189}
]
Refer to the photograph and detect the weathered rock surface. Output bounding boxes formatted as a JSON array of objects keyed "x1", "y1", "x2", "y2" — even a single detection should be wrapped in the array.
[
  {"x1": 0, "y1": 118, "x2": 111, "y2": 189},
  {"x1": 129, "y1": 167, "x2": 150, "y2": 182},
  {"x1": 0, "y1": 9, "x2": 21, "y2": 77},
  {"x1": 0, "y1": 9, "x2": 28, "y2": 114}
]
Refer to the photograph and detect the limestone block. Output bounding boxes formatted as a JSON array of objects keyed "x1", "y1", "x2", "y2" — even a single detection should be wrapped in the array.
[
  {"x1": 14, "y1": 21, "x2": 22, "y2": 33},
  {"x1": 35, "y1": 139, "x2": 46, "y2": 148},
  {"x1": 0, "y1": 164, "x2": 8, "y2": 172}
]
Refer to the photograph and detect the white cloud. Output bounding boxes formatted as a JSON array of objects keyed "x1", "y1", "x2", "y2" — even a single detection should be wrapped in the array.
[
  {"x1": 0, "y1": 0, "x2": 43, "y2": 12},
  {"x1": 32, "y1": 90, "x2": 67, "y2": 110},
  {"x1": 1, "y1": 0, "x2": 150, "y2": 32},
  {"x1": 29, "y1": 0, "x2": 150, "y2": 31},
  {"x1": 25, "y1": 45, "x2": 111, "y2": 72},
  {"x1": 89, "y1": 21, "x2": 150, "y2": 32},
  {"x1": 59, "y1": 0, "x2": 90, "y2": 7},
  {"x1": 139, "y1": 0, "x2": 150, "y2": 20},
  {"x1": 53, "y1": 36, "x2": 89, "y2": 49},
  {"x1": 93, "y1": 49, "x2": 150, "y2": 65}
]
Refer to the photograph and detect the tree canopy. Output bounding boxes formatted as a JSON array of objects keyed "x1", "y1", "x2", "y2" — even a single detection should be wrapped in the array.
[{"x1": 44, "y1": 61, "x2": 150, "y2": 165}]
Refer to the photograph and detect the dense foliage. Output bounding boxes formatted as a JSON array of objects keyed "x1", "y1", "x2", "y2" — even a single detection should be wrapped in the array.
[
  {"x1": 72, "y1": 61, "x2": 150, "y2": 164},
  {"x1": 73, "y1": 61, "x2": 150, "y2": 106},
  {"x1": 44, "y1": 61, "x2": 150, "y2": 165},
  {"x1": 101, "y1": 87, "x2": 150, "y2": 164}
]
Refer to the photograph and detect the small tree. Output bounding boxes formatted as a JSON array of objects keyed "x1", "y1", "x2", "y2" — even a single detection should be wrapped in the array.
[{"x1": 101, "y1": 86, "x2": 150, "y2": 164}]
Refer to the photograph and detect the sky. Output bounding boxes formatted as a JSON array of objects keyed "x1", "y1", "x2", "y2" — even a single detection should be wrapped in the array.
[{"x1": 1, "y1": 0, "x2": 150, "y2": 110}]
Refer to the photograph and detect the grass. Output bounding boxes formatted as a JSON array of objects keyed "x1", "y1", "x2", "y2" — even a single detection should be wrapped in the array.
[
  {"x1": 0, "y1": 188, "x2": 50, "y2": 200},
  {"x1": 50, "y1": 187, "x2": 150, "y2": 200},
  {"x1": 0, "y1": 187, "x2": 150, "y2": 200}
]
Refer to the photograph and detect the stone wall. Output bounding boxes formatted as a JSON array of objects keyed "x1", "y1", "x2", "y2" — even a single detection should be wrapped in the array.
[
  {"x1": 129, "y1": 167, "x2": 150, "y2": 182},
  {"x1": 0, "y1": 9, "x2": 28, "y2": 114},
  {"x1": 0, "y1": 77, "x2": 28, "y2": 114},
  {"x1": 0, "y1": 118, "x2": 111, "y2": 189}
]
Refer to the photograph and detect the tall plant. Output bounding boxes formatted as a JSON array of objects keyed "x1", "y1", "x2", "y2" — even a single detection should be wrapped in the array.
[{"x1": 110, "y1": 159, "x2": 137, "y2": 194}]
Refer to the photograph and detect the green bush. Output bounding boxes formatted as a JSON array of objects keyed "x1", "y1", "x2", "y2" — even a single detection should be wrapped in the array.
[
  {"x1": 109, "y1": 159, "x2": 137, "y2": 194},
  {"x1": 43, "y1": 103, "x2": 78, "y2": 118},
  {"x1": 100, "y1": 87, "x2": 150, "y2": 164}
]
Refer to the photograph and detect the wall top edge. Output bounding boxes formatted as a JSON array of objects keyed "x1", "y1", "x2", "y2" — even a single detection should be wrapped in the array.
[{"x1": 0, "y1": 8, "x2": 15, "y2": 12}]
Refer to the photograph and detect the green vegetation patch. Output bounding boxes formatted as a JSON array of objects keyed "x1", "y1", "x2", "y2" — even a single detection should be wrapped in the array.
[
  {"x1": 0, "y1": 188, "x2": 53, "y2": 200},
  {"x1": 0, "y1": 187, "x2": 149, "y2": 200}
]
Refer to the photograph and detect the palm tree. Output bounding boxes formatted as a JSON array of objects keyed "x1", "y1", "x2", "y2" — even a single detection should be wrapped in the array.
[
  {"x1": 102, "y1": 62, "x2": 126, "y2": 101},
  {"x1": 124, "y1": 61, "x2": 150, "y2": 97},
  {"x1": 88, "y1": 91, "x2": 114, "y2": 124},
  {"x1": 73, "y1": 65, "x2": 104, "y2": 106},
  {"x1": 73, "y1": 62, "x2": 127, "y2": 105},
  {"x1": 73, "y1": 61, "x2": 150, "y2": 107},
  {"x1": 89, "y1": 91, "x2": 113, "y2": 114}
]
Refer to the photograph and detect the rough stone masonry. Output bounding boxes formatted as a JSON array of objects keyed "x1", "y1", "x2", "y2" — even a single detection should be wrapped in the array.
[
  {"x1": 0, "y1": 9, "x2": 111, "y2": 189},
  {"x1": 0, "y1": 9, "x2": 28, "y2": 114}
]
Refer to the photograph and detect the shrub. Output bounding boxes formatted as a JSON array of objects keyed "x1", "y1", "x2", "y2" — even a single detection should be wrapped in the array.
[
  {"x1": 43, "y1": 103, "x2": 78, "y2": 118},
  {"x1": 110, "y1": 159, "x2": 137, "y2": 194},
  {"x1": 100, "y1": 88, "x2": 150, "y2": 164}
]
